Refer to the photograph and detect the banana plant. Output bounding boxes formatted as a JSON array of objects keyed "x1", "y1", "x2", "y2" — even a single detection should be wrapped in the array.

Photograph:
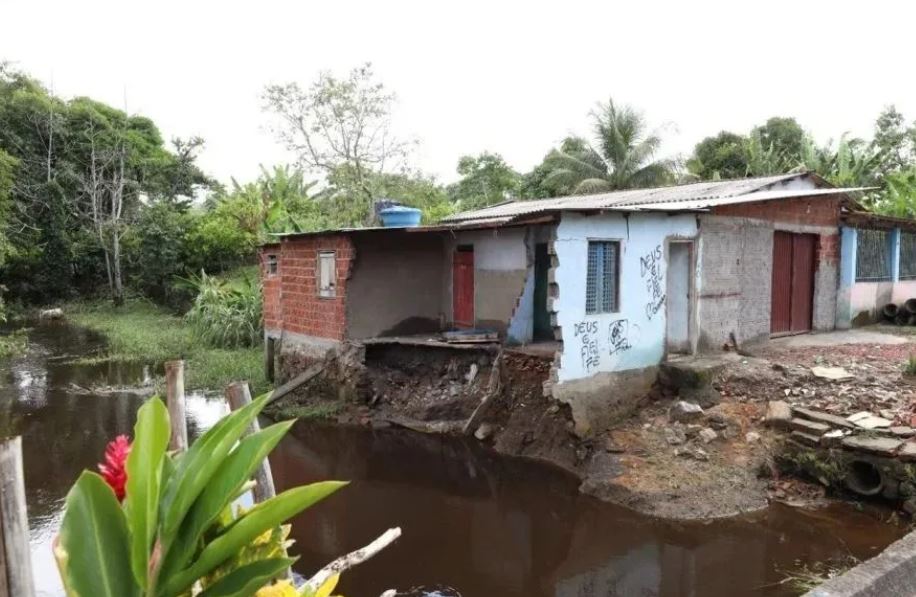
[{"x1": 54, "y1": 393, "x2": 346, "y2": 597}]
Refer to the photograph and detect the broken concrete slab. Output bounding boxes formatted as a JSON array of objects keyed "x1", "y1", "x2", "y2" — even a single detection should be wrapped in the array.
[
  {"x1": 765, "y1": 400, "x2": 792, "y2": 429},
  {"x1": 811, "y1": 366, "x2": 854, "y2": 381},
  {"x1": 669, "y1": 400, "x2": 704, "y2": 423},
  {"x1": 790, "y1": 418, "x2": 831, "y2": 435},
  {"x1": 821, "y1": 429, "x2": 848, "y2": 447},
  {"x1": 889, "y1": 426, "x2": 916, "y2": 438},
  {"x1": 659, "y1": 357, "x2": 727, "y2": 390},
  {"x1": 841, "y1": 436, "x2": 903, "y2": 456},
  {"x1": 680, "y1": 384, "x2": 721, "y2": 408},
  {"x1": 848, "y1": 411, "x2": 893, "y2": 430},
  {"x1": 898, "y1": 442, "x2": 916, "y2": 462},
  {"x1": 699, "y1": 428, "x2": 718, "y2": 443},
  {"x1": 791, "y1": 430, "x2": 821, "y2": 447},
  {"x1": 792, "y1": 407, "x2": 856, "y2": 430}
]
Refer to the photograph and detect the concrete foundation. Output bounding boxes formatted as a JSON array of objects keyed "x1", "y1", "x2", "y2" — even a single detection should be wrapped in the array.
[
  {"x1": 806, "y1": 530, "x2": 916, "y2": 596},
  {"x1": 552, "y1": 366, "x2": 657, "y2": 436}
]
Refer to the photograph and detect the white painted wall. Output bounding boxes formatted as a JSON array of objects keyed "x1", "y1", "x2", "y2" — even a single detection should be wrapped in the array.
[
  {"x1": 554, "y1": 212, "x2": 697, "y2": 382},
  {"x1": 453, "y1": 228, "x2": 527, "y2": 270}
]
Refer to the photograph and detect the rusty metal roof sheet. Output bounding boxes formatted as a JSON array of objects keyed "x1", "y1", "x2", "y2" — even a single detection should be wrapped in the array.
[{"x1": 442, "y1": 172, "x2": 857, "y2": 223}]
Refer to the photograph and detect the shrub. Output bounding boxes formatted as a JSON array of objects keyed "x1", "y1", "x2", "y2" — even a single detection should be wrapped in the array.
[
  {"x1": 184, "y1": 271, "x2": 263, "y2": 348},
  {"x1": 906, "y1": 354, "x2": 916, "y2": 376}
]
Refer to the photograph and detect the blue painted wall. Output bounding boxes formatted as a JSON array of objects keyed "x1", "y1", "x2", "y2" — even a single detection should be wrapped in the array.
[{"x1": 554, "y1": 212, "x2": 697, "y2": 382}]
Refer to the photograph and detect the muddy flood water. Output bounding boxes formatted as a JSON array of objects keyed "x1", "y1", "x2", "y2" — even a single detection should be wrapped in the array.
[{"x1": 0, "y1": 322, "x2": 907, "y2": 597}]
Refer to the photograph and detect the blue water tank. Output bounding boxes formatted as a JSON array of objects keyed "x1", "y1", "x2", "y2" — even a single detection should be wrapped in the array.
[{"x1": 379, "y1": 205, "x2": 422, "y2": 228}]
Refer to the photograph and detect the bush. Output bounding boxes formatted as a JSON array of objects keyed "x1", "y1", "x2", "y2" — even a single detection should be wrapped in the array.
[{"x1": 184, "y1": 271, "x2": 262, "y2": 348}]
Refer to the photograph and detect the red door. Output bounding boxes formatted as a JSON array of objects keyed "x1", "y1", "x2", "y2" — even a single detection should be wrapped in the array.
[
  {"x1": 453, "y1": 248, "x2": 474, "y2": 328},
  {"x1": 771, "y1": 232, "x2": 816, "y2": 334}
]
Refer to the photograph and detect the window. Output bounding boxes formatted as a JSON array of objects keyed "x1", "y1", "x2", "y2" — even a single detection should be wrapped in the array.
[
  {"x1": 856, "y1": 229, "x2": 891, "y2": 282},
  {"x1": 266, "y1": 254, "x2": 278, "y2": 276},
  {"x1": 318, "y1": 251, "x2": 336, "y2": 297},
  {"x1": 901, "y1": 232, "x2": 916, "y2": 280},
  {"x1": 585, "y1": 241, "x2": 619, "y2": 313}
]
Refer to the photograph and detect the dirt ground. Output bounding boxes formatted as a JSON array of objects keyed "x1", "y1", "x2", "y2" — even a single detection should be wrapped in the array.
[{"x1": 269, "y1": 327, "x2": 916, "y2": 521}]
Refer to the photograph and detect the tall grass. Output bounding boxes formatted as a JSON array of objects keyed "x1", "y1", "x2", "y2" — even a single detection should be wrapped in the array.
[
  {"x1": 67, "y1": 300, "x2": 269, "y2": 394},
  {"x1": 182, "y1": 271, "x2": 262, "y2": 348}
]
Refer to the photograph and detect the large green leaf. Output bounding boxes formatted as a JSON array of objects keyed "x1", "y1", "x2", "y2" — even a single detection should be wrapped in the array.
[
  {"x1": 197, "y1": 558, "x2": 295, "y2": 597},
  {"x1": 161, "y1": 482, "x2": 346, "y2": 596},
  {"x1": 160, "y1": 393, "x2": 269, "y2": 542},
  {"x1": 158, "y1": 420, "x2": 295, "y2": 581},
  {"x1": 59, "y1": 472, "x2": 140, "y2": 597},
  {"x1": 125, "y1": 396, "x2": 170, "y2": 589}
]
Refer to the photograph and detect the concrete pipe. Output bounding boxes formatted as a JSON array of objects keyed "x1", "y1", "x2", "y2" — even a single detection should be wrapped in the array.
[
  {"x1": 883, "y1": 303, "x2": 899, "y2": 321},
  {"x1": 896, "y1": 312, "x2": 910, "y2": 326},
  {"x1": 907, "y1": 298, "x2": 916, "y2": 315},
  {"x1": 845, "y1": 460, "x2": 884, "y2": 496}
]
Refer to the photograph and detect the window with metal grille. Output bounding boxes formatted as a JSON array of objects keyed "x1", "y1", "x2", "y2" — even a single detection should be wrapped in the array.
[
  {"x1": 585, "y1": 241, "x2": 619, "y2": 313},
  {"x1": 855, "y1": 229, "x2": 891, "y2": 282},
  {"x1": 901, "y1": 232, "x2": 916, "y2": 280}
]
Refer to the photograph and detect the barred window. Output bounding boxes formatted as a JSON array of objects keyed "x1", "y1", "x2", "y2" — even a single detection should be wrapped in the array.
[
  {"x1": 855, "y1": 229, "x2": 891, "y2": 282},
  {"x1": 266, "y1": 254, "x2": 278, "y2": 276},
  {"x1": 585, "y1": 241, "x2": 619, "y2": 314},
  {"x1": 901, "y1": 232, "x2": 916, "y2": 280}
]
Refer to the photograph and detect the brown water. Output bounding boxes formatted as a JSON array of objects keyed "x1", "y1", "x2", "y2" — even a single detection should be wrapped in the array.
[{"x1": 0, "y1": 322, "x2": 907, "y2": 597}]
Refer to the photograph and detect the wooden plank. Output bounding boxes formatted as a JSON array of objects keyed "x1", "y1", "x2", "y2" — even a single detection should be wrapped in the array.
[
  {"x1": 267, "y1": 362, "x2": 327, "y2": 405},
  {"x1": 0, "y1": 437, "x2": 34, "y2": 597},
  {"x1": 265, "y1": 337, "x2": 276, "y2": 383},
  {"x1": 226, "y1": 382, "x2": 276, "y2": 504},
  {"x1": 165, "y1": 360, "x2": 188, "y2": 451}
]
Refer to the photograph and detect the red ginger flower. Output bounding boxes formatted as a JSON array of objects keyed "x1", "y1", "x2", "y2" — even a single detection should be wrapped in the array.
[{"x1": 98, "y1": 435, "x2": 131, "y2": 501}]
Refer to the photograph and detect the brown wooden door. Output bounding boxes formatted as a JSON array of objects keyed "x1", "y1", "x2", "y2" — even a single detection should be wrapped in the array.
[
  {"x1": 771, "y1": 231, "x2": 816, "y2": 334},
  {"x1": 453, "y1": 248, "x2": 474, "y2": 328}
]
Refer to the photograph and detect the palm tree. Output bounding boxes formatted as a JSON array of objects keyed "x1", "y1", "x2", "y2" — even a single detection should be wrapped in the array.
[{"x1": 542, "y1": 99, "x2": 675, "y2": 195}]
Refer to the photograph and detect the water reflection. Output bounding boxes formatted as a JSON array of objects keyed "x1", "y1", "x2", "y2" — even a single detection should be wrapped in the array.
[
  {"x1": 274, "y1": 425, "x2": 905, "y2": 597},
  {"x1": 0, "y1": 322, "x2": 906, "y2": 597},
  {"x1": 0, "y1": 323, "x2": 227, "y2": 597}
]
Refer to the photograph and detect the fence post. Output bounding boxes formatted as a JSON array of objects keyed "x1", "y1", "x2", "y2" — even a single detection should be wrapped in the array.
[
  {"x1": 0, "y1": 437, "x2": 34, "y2": 597},
  {"x1": 265, "y1": 337, "x2": 276, "y2": 384},
  {"x1": 165, "y1": 360, "x2": 188, "y2": 452},
  {"x1": 225, "y1": 381, "x2": 276, "y2": 503}
]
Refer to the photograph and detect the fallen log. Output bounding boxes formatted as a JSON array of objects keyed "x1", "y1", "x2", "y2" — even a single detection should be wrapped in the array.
[
  {"x1": 462, "y1": 349, "x2": 504, "y2": 436},
  {"x1": 301, "y1": 527, "x2": 402, "y2": 595}
]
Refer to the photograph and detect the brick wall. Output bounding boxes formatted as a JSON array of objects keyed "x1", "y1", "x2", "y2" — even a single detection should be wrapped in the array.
[
  {"x1": 260, "y1": 234, "x2": 355, "y2": 341},
  {"x1": 712, "y1": 195, "x2": 842, "y2": 228},
  {"x1": 261, "y1": 244, "x2": 282, "y2": 333}
]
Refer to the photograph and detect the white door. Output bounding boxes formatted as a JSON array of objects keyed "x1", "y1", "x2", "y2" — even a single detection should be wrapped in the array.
[{"x1": 666, "y1": 242, "x2": 692, "y2": 353}]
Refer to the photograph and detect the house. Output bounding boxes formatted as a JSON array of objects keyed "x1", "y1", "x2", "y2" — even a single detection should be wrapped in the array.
[{"x1": 260, "y1": 172, "x2": 908, "y2": 434}]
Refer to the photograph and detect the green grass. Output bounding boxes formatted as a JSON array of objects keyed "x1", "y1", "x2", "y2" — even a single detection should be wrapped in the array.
[
  {"x1": 268, "y1": 401, "x2": 342, "y2": 421},
  {"x1": 0, "y1": 329, "x2": 28, "y2": 359},
  {"x1": 66, "y1": 299, "x2": 269, "y2": 394},
  {"x1": 905, "y1": 354, "x2": 916, "y2": 377}
]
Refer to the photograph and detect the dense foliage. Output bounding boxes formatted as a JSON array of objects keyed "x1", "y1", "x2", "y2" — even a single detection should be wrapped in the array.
[
  {"x1": 184, "y1": 272, "x2": 263, "y2": 348},
  {"x1": 56, "y1": 394, "x2": 351, "y2": 596},
  {"x1": 5, "y1": 60, "x2": 916, "y2": 316}
]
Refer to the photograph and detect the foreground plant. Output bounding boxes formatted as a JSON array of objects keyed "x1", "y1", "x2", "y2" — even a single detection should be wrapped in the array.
[{"x1": 54, "y1": 393, "x2": 368, "y2": 596}]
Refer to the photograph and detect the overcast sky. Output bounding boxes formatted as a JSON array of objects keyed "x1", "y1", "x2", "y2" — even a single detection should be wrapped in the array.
[{"x1": 3, "y1": 0, "x2": 915, "y2": 187}]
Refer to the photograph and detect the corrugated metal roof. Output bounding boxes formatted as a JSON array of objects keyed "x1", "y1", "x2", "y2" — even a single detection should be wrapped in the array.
[{"x1": 442, "y1": 172, "x2": 851, "y2": 223}]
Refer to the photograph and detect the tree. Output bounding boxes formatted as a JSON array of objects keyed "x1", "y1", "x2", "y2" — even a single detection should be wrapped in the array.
[
  {"x1": 263, "y1": 63, "x2": 412, "y2": 223},
  {"x1": 447, "y1": 152, "x2": 520, "y2": 209},
  {"x1": 751, "y1": 117, "x2": 805, "y2": 163},
  {"x1": 540, "y1": 99, "x2": 674, "y2": 195},
  {"x1": 688, "y1": 131, "x2": 749, "y2": 180},
  {"x1": 873, "y1": 106, "x2": 916, "y2": 178}
]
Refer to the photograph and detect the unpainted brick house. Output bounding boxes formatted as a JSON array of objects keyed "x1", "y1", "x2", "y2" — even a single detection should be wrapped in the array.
[{"x1": 261, "y1": 172, "x2": 892, "y2": 434}]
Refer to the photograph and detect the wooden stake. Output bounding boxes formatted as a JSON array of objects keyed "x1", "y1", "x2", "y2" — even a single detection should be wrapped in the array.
[
  {"x1": 226, "y1": 381, "x2": 276, "y2": 503},
  {"x1": 0, "y1": 437, "x2": 34, "y2": 597},
  {"x1": 265, "y1": 337, "x2": 276, "y2": 383},
  {"x1": 165, "y1": 360, "x2": 188, "y2": 451}
]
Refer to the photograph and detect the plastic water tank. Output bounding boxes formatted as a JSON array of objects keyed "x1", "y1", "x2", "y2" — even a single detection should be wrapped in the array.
[{"x1": 379, "y1": 205, "x2": 422, "y2": 228}]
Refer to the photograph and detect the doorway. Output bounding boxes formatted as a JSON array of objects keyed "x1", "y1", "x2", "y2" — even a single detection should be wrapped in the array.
[
  {"x1": 771, "y1": 232, "x2": 816, "y2": 335},
  {"x1": 453, "y1": 246, "x2": 475, "y2": 328},
  {"x1": 666, "y1": 241, "x2": 693, "y2": 354},
  {"x1": 533, "y1": 243, "x2": 553, "y2": 341}
]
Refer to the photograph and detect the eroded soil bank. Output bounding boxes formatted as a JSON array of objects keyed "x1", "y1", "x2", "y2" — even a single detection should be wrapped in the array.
[{"x1": 269, "y1": 327, "x2": 916, "y2": 522}]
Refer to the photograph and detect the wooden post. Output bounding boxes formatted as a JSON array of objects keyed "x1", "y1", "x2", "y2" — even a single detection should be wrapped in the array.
[
  {"x1": 165, "y1": 360, "x2": 188, "y2": 451},
  {"x1": 265, "y1": 337, "x2": 276, "y2": 383},
  {"x1": 225, "y1": 381, "x2": 276, "y2": 503},
  {"x1": 0, "y1": 437, "x2": 35, "y2": 597}
]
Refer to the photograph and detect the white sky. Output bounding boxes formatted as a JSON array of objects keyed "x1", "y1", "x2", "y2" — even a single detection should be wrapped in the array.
[{"x1": 3, "y1": 0, "x2": 915, "y2": 187}]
